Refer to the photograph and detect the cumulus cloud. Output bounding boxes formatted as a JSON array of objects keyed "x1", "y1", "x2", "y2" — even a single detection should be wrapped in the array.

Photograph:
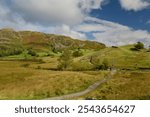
[
  {"x1": 53, "y1": 24, "x2": 86, "y2": 39},
  {"x1": 119, "y1": 0, "x2": 150, "y2": 11},
  {"x1": 74, "y1": 17, "x2": 150, "y2": 47},
  {"x1": 10, "y1": 0, "x2": 82, "y2": 25},
  {"x1": 0, "y1": 0, "x2": 105, "y2": 39},
  {"x1": 78, "y1": 0, "x2": 108, "y2": 12},
  {"x1": 4, "y1": 0, "x2": 105, "y2": 25},
  {"x1": 0, "y1": 0, "x2": 150, "y2": 47}
]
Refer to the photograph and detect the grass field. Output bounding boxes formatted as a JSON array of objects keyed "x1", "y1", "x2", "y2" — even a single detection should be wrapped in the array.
[
  {"x1": 0, "y1": 32, "x2": 150, "y2": 100},
  {"x1": 0, "y1": 45, "x2": 150, "y2": 100},
  {"x1": 0, "y1": 60, "x2": 106, "y2": 99},
  {"x1": 77, "y1": 71, "x2": 150, "y2": 100},
  {"x1": 79, "y1": 45, "x2": 150, "y2": 70}
]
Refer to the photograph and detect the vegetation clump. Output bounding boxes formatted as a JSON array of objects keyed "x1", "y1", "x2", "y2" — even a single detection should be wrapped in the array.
[
  {"x1": 90, "y1": 56, "x2": 109, "y2": 70},
  {"x1": 57, "y1": 49, "x2": 73, "y2": 70},
  {"x1": 72, "y1": 48, "x2": 83, "y2": 57},
  {"x1": 131, "y1": 42, "x2": 144, "y2": 51},
  {"x1": 0, "y1": 47, "x2": 23, "y2": 57},
  {"x1": 27, "y1": 48, "x2": 37, "y2": 56}
]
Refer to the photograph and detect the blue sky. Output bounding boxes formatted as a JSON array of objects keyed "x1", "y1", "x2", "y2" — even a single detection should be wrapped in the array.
[
  {"x1": 90, "y1": 0, "x2": 150, "y2": 31},
  {"x1": 0, "y1": 0, "x2": 150, "y2": 46}
]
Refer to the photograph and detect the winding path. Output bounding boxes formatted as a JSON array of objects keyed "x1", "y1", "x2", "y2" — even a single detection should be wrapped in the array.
[{"x1": 44, "y1": 70, "x2": 116, "y2": 100}]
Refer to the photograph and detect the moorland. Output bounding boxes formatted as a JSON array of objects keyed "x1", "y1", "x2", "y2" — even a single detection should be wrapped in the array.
[{"x1": 0, "y1": 28, "x2": 150, "y2": 100}]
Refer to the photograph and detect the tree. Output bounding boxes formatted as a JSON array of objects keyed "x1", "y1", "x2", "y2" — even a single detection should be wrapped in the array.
[
  {"x1": 57, "y1": 49, "x2": 73, "y2": 70},
  {"x1": 134, "y1": 42, "x2": 144, "y2": 50},
  {"x1": 27, "y1": 48, "x2": 37, "y2": 56},
  {"x1": 72, "y1": 48, "x2": 83, "y2": 57},
  {"x1": 101, "y1": 59, "x2": 109, "y2": 70},
  {"x1": 90, "y1": 56, "x2": 109, "y2": 70}
]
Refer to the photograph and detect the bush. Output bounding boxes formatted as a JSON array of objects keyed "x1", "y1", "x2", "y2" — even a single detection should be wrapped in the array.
[
  {"x1": 27, "y1": 49, "x2": 37, "y2": 56},
  {"x1": 0, "y1": 47, "x2": 23, "y2": 57},
  {"x1": 112, "y1": 46, "x2": 118, "y2": 48},
  {"x1": 57, "y1": 49, "x2": 73, "y2": 70},
  {"x1": 73, "y1": 49, "x2": 83, "y2": 57},
  {"x1": 13, "y1": 48, "x2": 23, "y2": 55},
  {"x1": 91, "y1": 57, "x2": 109, "y2": 70},
  {"x1": 134, "y1": 42, "x2": 144, "y2": 50},
  {"x1": 101, "y1": 59, "x2": 109, "y2": 70}
]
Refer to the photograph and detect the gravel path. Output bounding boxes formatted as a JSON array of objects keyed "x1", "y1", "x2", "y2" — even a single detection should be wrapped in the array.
[{"x1": 44, "y1": 70, "x2": 116, "y2": 100}]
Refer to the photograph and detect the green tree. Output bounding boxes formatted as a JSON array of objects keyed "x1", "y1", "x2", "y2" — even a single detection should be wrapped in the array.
[
  {"x1": 134, "y1": 42, "x2": 144, "y2": 50},
  {"x1": 57, "y1": 49, "x2": 73, "y2": 70},
  {"x1": 73, "y1": 48, "x2": 83, "y2": 57},
  {"x1": 90, "y1": 57, "x2": 109, "y2": 70},
  {"x1": 27, "y1": 48, "x2": 37, "y2": 56},
  {"x1": 101, "y1": 59, "x2": 109, "y2": 70}
]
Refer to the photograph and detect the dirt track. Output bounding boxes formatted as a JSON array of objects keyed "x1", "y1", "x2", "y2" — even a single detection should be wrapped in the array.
[{"x1": 44, "y1": 70, "x2": 116, "y2": 100}]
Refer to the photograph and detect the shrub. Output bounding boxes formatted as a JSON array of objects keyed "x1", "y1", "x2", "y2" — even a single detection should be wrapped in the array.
[
  {"x1": 0, "y1": 47, "x2": 23, "y2": 57},
  {"x1": 27, "y1": 49, "x2": 37, "y2": 56},
  {"x1": 57, "y1": 49, "x2": 73, "y2": 70},
  {"x1": 101, "y1": 59, "x2": 109, "y2": 70},
  {"x1": 134, "y1": 42, "x2": 144, "y2": 50},
  {"x1": 112, "y1": 46, "x2": 118, "y2": 48},
  {"x1": 73, "y1": 49, "x2": 83, "y2": 57},
  {"x1": 13, "y1": 48, "x2": 23, "y2": 55},
  {"x1": 90, "y1": 57, "x2": 109, "y2": 70}
]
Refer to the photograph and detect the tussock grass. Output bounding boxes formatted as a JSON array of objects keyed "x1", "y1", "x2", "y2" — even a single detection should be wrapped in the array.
[
  {"x1": 0, "y1": 61, "x2": 105, "y2": 99},
  {"x1": 79, "y1": 45, "x2": 150, "y2": 70},
  {"x1": 78, "y1": 71, "x2": 150, "y2": 100}
]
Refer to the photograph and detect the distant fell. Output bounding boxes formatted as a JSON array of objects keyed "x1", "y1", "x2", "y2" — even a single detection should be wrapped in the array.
[{"x1": 0, "y1": 28, "x2": 106, "y2": 54}]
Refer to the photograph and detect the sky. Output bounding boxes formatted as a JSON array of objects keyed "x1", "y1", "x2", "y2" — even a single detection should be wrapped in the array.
[{"x1": 0, "y1": 0, "x2": 150, "y2": 47}]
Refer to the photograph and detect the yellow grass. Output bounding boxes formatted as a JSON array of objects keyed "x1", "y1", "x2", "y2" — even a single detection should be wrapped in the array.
[
  {"x1": 0, "y1": 61, "x2": 105, "y2": 99},
  {"x1": 77, "y1": 71, "x2": 150, "y2": 100}
]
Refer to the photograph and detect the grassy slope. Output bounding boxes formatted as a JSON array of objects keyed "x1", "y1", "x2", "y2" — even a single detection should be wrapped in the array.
[
  {"x1": 0, "y1": 60, "x2": 106, "y2": 99},
  {"x1": 0, "y1": 28, "x2": 105, "y2": 53},
  {"x1": 0, "y1": 28, "x2": 106, "y2": 99},
  {"x1": 77, "y1": 71, "x2": 150, "y2": 100},
  {"x1": 73, "y1": 45, "x2": 150, "y2": 100},
  {"x1": 78, "y1": 45, "x2": 150, "y2": 69},
  {"x1": 0, "y1": 29, "x2": 150, "y2": 100}
]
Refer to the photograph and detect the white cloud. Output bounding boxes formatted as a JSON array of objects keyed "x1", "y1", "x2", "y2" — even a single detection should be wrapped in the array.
[
  {"x1": 53, "y1": 24, "x2": 86, "y2": 39},
  {"x1": 119, "y1": 0, "x2": 150, "y2": 11},
  {"x1": 11, "y1": 0, "x2": 82, "y2": 25},
  {"x1": 75, "y1": 17, "x2": 129, "y2": 32},
  {"x1": 7, "y1": 0, "x2": 106, "y2": 25},
  {"x1": 78, "y1": 0, "x2": 108, "y2": 12},
  {"x1": 93, "y1": 29, "x2": 150, "y2": 47},
  {"x1": 74, "y1": 17, "x2": 150, "y2": 47},
  {"x1": 0, "y1": 0, "x2": 104, "y2": 40},
  {"x1": 0, "y1": 0, "x2": 150, "y2": 47}
]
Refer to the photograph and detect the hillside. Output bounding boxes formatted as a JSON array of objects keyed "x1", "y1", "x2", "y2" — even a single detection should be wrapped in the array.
[
  {"x1": 76, "y1": 45, "x2": 150, "y2": 70},
  {"x1": 0, "y1": 28, "x2": 150, "y2": 100},
  {"x1": 0, "y1": 28, "x2": 105, "y2": 57}
]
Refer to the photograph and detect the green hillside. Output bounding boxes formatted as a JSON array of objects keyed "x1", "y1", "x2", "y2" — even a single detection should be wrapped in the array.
[
  {"x1": 0, "y1": 28, "x2": 150, "y2": 100},
  {"x1": 0, "y1": 28, "x2": 105, "y2": 57},
  {"x1": 76, "y1": 45, "x2": 150, "y2": 70}
]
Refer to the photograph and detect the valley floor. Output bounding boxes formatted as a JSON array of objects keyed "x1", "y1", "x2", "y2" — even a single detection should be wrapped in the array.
[
  {"x1": 0, "y1": 60, "x2": 106, "y2": 99},
  {"x1": 0, "y1": 60, "x2": 149, "y2": 100}
]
